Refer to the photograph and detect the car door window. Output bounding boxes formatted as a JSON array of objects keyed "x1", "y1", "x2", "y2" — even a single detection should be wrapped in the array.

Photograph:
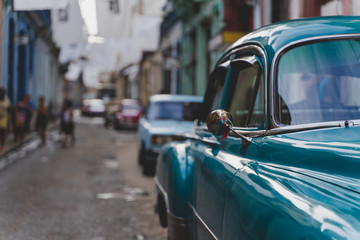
[
  {"x1": 277, "y1": 39, "x2": 360, "y2": 125},
  {"x1": 227, "y1": 57, "x2": 264, "y2": 128},
  {"x1": 210, "y1": 78, "x2": 225, "y2": 111},
  {"x1": 200, "y1": 61, "x2": 230, "y2": 122}
]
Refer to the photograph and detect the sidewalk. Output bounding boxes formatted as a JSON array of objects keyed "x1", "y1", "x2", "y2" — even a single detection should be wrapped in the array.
[{"x1": 0, "y1": 119, "x2": 59, "y2": 157}]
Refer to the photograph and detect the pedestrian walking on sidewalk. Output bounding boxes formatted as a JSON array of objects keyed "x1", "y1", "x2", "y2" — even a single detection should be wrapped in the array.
[
  {"x1": 0, "y1": 87, "x2": 11, "y2": 152},
  {"x1": 24, "y1": 94, "x2": 33, "y2": 133},
  {"x1": 61, "y1": 99, "x2": 74, "y2": 147},
  {"x1": 34, "y1": 96, "x2": 48, "y2": 146},
  {"x1": 14, "y1": 96, "x2": 28, "y2": 142}
]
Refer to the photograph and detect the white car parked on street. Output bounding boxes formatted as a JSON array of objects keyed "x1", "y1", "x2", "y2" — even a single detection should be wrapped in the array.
[{"x1": 137, "y1": 94, "x2": 203, "y2": 175}]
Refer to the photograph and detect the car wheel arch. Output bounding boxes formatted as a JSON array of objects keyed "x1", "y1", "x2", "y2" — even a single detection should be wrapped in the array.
[{"x1": 157, "y1": 142, "x2": 194, "y2": 219}]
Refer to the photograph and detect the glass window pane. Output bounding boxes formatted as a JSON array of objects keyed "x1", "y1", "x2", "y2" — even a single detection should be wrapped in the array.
[
  {"x1": 277, "y1": 39, "x2": 360, "y2": 125},
  {"x1": 210, "y1": 76, "x2": 225, "y2": 111},
  {"x1": 147, "y1": 101, "x2": 202, "y2": 121},
  {"x1": 248, "y1": 76, "x2": 264, "y2": 127},
  {"x1": 200, "y1": 64, "x2": 229, "y2": 123},
  {"x1": 229, "y1": 64, "x2": 264, "y2": 127}
]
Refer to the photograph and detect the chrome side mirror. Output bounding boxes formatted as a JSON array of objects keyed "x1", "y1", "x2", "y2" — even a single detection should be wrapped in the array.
[
  {"x1": 206, "y1": 109, "x2": 233, "y2": 136},
  {"x1": 206, "y1": 109, "x2": 251, "y2": 144}
]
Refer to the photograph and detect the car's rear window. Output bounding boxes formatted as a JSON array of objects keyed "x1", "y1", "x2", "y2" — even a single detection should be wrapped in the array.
[
  {"x1": 88, "y1": 99, "x2": 104, "y2": 106},
  {"x1": 147, "y1": 101, "x2": 202, "y2": 121},
  {"x1": 277, "y1": 39, "x2": 360, "y2": 125},
  {"x1": 122, "y1": 104, "x2": 142, "y2": 110}
]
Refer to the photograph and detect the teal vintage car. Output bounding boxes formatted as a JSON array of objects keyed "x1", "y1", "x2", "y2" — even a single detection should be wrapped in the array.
[{"x1": 155, "y1": 16, "x2": 360, "y2": 239}]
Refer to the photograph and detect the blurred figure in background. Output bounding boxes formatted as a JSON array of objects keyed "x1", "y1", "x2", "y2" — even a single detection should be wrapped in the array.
[
  {"x1": 61, "y1": 99, "x2": 74, "y2": 147},
  {"x1": 34, "y1": 96, "x2": 48, "y2": 146},
  {"x1": 24, "y1": 94, "x2": 33, "y2": 133},
  {"x1": 0, "y1": 87, "x2": 11, "y2": 152},
  {"x1": 59, "y1": 98, "x2": 67, "y2": 143},
  {"x1": 14, "y1": 96, "x2": 28, "y2": 142}
]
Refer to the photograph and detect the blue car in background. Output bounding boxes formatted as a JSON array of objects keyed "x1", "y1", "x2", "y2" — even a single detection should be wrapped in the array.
[
  {"x1": 155, "y1": 16, "x2": 360, "y2": 239},
  {"x1": 137, "y1": 94, "x2": 203, "y2": 175}
]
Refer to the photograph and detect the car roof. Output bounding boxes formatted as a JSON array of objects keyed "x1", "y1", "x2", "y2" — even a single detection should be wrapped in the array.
[
  {"x1": 121, "y1": 99, "x2": 141, "y2": 105},
  {"x1": 84, "y1": 98, "x2": 104, "y2": 103},
  {"x1": 149, "y1": 94, "x2": 203, "y2": 103},
  {"x1": 226, "y1": 16, "x2": 360, "y2": 63}
]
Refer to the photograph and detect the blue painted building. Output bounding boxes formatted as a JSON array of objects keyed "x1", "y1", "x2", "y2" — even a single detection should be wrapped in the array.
[{"x1": 1, "y1": 0, "x2": 61, "y2": 111}]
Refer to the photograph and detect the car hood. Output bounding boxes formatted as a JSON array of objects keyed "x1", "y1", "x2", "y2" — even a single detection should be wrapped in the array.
[
  {"x1": 260, "y1": 125, "x2": 360, "y2": 192},
  {"x1": 147, "y1": 120, "x2": 194, "y2": 135}
]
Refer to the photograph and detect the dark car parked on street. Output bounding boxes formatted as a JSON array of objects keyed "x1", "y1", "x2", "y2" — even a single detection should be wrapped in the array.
[
  {"x1": 113, "y1": 99, "x2": 143, "y2": 130},
  {"x1": 155, "y1": 16, "x2": 360, "y2": 239}
]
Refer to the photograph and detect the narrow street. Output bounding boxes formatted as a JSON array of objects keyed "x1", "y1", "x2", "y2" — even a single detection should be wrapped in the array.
[{"x1": 0, "y1": 113, "x2": 166, "y2": 240}]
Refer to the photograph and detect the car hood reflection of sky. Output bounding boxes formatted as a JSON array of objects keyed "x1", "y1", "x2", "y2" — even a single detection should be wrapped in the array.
[{"x1": 260, "y1": 125, "x2": 360, "y2": 188}]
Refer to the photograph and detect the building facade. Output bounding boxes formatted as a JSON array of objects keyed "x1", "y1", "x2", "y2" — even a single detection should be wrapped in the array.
[
  {"x1": 1, "y1": 0, "x2": 61, "y2": 112},
  {"x1": 160, "y1": 0, "x2": 360, "y2": 98},
  {"x1": 163, "y1": 0, "x2": 253, "y2": 96},
  {"x1": 160, "y1": 2, "x2": 182, "y2": 95},
  {"x1": 138, "y1": 51, "x2": 162, "y2": 106}
]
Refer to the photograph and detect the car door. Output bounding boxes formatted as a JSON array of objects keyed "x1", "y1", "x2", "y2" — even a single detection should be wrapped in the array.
[
  {"x1": 219, "y1": 55, "x2": 266, "y2": 239},
  {"x1": 190, "y1": 52, "x2": 266, "y2": 239},
  {"x1": 188, "y1": 60, "x2": 231, "y2": 239}
]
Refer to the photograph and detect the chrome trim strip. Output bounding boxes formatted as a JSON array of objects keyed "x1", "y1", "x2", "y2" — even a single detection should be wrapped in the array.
[
  {"x1": 167, "y1": 212, "x2": 187, "y2": 240},
  {"x1": 167, "y1": 211, "x2": 187, "y2": 228},
  {"x1": 154, "y1": 177, "x2": 170, "y2": 213},
  {"x1": 266, "y1": 122, "x2": 341, "y2": 136},
  {"x1": 155, "y1": 177, "x2": 188, "y2": 239},
  {"x1": 188, "y1": 204, "x2": 218, "y2": 240},
  {"x1": 266, "y1": 119, "x2": 360, "y2": 136},
  {"x1": 231, "y1": 129, "x2": 266, "y2": 138},
  {"x1": 196, "y1": 124, "x2": 266, "y2": 139},
  {"x1": 269, "y1": 33, "x2": 360, "y2": 129}
]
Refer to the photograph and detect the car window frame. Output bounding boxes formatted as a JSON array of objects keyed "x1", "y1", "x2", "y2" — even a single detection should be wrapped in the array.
[
  {"x1": 199, "y1": 61, "x2": 231, "y2": 123},
  {"x1": 268, "y1": 34, "x2": 360, "y2": 135},
  {"x1": 225, "y1": 56, "x2": 265, "y2": 130},
  {"x1": 197, "y1": 44, "x2": 268, "y2": 137}
]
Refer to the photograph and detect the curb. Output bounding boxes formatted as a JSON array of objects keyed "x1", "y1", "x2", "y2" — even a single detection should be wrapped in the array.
[{"x1": 0, "y1": 120, "x2": 59, "y2": 158}]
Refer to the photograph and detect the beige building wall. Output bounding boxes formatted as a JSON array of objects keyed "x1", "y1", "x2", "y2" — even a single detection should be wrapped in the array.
[
  {"x1": 115, "y1": 74, "x2": 130, "y2": 101},
  {"x1": 139, "y1": 51, "x2": 162, "y2": 106}
]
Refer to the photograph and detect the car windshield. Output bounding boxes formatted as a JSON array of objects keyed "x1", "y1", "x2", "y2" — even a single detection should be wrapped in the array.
[
  {"x1": 277, "y1": 39, "x2": 360, "y2": 125},
  {"x1": 147, "y1": 101, "x2": 201, "y2": 121},
  {"x1": 122, "y1": 104, "x2": 141, "y2": 110},
  {"x1": 89, "y1": 99, "x2": 104, "y2": 106}
]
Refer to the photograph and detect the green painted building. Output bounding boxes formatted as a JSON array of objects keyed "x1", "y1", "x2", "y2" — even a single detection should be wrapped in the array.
[{"x1": 171, "y1": 0, "x2": 253, "y2": 96}]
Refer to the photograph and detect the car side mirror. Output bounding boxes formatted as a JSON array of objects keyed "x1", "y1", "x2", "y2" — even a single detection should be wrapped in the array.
[
  {"x1": 206, "y1": 109, "x2": 233, "y2": 136},
  {"x1": 206, "y1": 109, "x2": 251, "y2": 144}
]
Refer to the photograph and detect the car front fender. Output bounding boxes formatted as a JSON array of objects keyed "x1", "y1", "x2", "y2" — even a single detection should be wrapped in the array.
[{"x1": 155, "y1": 140, "x2": 193, "y2": 219}]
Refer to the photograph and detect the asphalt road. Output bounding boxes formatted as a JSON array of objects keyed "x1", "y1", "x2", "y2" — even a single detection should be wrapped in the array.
[{"x1": 0, "y1": 114, "x2": 166, "y2": 240}]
